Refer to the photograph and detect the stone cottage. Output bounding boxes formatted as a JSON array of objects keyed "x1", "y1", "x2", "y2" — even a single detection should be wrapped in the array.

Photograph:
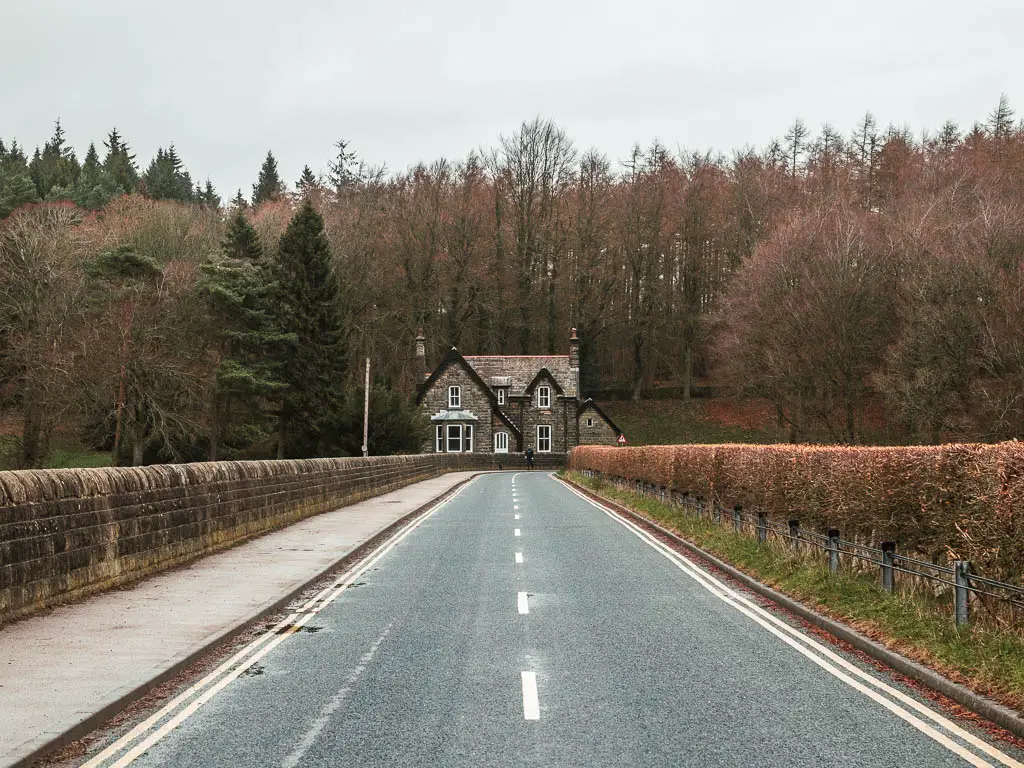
[{"x1": 414, "y1": 329, "x2": 622, "y2": 454}]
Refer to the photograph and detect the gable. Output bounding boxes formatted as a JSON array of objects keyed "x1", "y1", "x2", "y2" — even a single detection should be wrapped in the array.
[
  {"x1": 416, "y1": 347, "x2": 497, "y2": 407},
  {"x1": 578, "y1": 399, "x2": 622, "y2": 435}
]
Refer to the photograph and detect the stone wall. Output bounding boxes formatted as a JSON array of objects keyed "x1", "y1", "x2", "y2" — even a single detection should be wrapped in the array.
[
  {"x1": 419, "y1": 364, "x2": 494, "y2": 454},
  {"x1": 578, "y1": 406, "x2": 619, "y2": 445},
  {"x1": 0, "y1": 453, "x2": 562, "y2": 624}
]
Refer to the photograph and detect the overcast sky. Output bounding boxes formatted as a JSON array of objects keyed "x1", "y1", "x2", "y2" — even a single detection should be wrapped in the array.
[{"x1": 4, "y1": 0, "x2": 1022, "y2": 198}]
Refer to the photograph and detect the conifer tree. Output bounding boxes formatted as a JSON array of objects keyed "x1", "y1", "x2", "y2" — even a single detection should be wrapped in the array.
[
  {"x1": 142, "y1": 144, "x2": 195, "y2": 202},
  {"x1": 270, "y1": 200, "x2": 347, "y2": 457},
  {"x1": 102, "y1": 129, "x2": 139, "y2": 193},
  {"x1": 231, "y1": 189, "x2": 248, "y2": 210},
  {"x1": 29, "y1": 119, "x2": 80, "y2": 199},
  {"x1": 328, "y1": 138, "x2": 361, "y2": 194},
  {"x1": 252, "y1": 151, "x2": 285, "y2": 205},
  {"x1": 196, "y1": 179, "x2": 221, "y2": 210},
  {"x1": 295, "y1": 165, "x2": 319, "y2": 196},
  {"x1": 200, "y1": 210, "x2": 283, "y2": 459},
  {"x1": 72, "y1": 142, "x2": 121, "y2": 209}
]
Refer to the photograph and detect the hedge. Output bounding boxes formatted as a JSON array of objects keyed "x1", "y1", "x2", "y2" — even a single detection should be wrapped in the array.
[{"x1": 569, "y1": 444, "x2": 1024, "y2": 583}]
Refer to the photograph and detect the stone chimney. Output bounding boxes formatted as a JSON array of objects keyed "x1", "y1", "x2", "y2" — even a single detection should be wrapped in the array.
[
  {"x1": 415, "y1": 328, "x2": 428, "y2": 379},
  {"x1": 569, "y1": 327, "x2": 580, "y2": 370}
]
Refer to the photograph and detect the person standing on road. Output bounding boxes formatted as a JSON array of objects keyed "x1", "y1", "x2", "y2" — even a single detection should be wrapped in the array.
[{"x1": 525, "y1": 446, "x2": 535, "y2": 469}]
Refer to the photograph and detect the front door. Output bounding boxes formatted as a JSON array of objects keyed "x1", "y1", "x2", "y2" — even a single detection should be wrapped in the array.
[{"x1": 494, "y1": 431, "x2": 509, "y2": 453}]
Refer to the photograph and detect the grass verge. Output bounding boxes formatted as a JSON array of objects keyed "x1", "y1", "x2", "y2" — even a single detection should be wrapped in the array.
[
  {"x1": 566, "y1": 470, "x2": 1024, "y2": 714},
  {"x1": 596, "y1": 399, "x2": 776, "y2": 445}
]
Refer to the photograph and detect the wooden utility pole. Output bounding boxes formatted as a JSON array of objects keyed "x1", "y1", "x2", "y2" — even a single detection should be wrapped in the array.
[{"x1": 362, "y1": 357, "x2": 370, "y2": 457}]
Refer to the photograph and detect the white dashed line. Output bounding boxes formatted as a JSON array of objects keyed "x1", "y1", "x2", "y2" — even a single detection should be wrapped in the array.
[
  {"x1": 515, "y1": 552, "x2": 524, "y2": 564},
  {"x1": 517, "y1": 591, "x2": 529, "y2": 614},
  {"x1": 514, "y1": 514, "x2": 520, "y2": 520},
  {"x1": 514, "y1": 505, "x2": 519, "y2": 510},
  {"x1": 514, "y1": 528, "x2": 521, "y2": 537},
  {"x1": 521, "y1": 671, "x2": 540, "y2": 720}
]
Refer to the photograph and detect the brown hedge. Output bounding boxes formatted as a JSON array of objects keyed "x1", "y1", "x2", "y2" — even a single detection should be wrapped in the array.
[{"x1": 570, "y1": 444, "x2": 1024, "y2": 583}]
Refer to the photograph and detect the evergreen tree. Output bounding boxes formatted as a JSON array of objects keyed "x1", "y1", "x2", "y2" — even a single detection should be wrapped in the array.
[
  {"x1": 71, "y1": 142, "x2": 121, "y2": 210},
  {"x1": 328, "y1": 138, "x2": 361, "y2": 194},
  {"x1": 988, "y1": 94, "x2": 1016, "y2": 139},
  {"x1": 252, "y1": 151, "x2": 285, "y2": 205},
  {"x1": 270, "y1": 200, "x2": 346, "y2": 457},
  {"x1": 196, "y1": 179, "x2": 221, "y2": 210},
  {"x1": 142, "y1": 144, "x2": 195, "y2": 202},
  {"x1": 102, "y1": 129, "x2": 139, "y2": 193},
  {"x1": 231, "y1": 189, "x2": 248, "y2": 209},
  {"x1": 295, "y1": 165, "x2": 319, "y2": 196},
  {"x1": 200, "y1": 210, "x2": 284, "y2": 459},
  {"x1": 0, "y1": 139, "x2": 39, "y2": 217},
  {"x1": 29, "y1": 119, "x2": 80, "y2": 199},
  {"x1": 0, "y1": 173, "x2": 40, "y2": 218}
]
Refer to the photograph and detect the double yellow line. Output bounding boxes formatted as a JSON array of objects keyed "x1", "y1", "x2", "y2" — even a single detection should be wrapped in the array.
[{"x1": 80, "y1": 482, "x2": 468, "y2": 768}]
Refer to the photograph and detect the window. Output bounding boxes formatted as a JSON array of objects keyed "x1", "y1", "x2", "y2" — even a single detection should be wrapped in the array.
[
  {"x1": 464, "y1": 425, "x2": 474, "y2": 453},
  {"x1": 494, "y1": 431, "x2": 509, "y2": 453},
  {"x1": 446, "y1": 424, "x2": 463, "y2": 452},
  {"x1": 537, "y1": 424, "x2": 552, "y2": 453},
  {"x1": 497, "y1": 389, "x2": 506, "y2": 406},
  {"x1": 537, "y1": 386, "x2": 550, "y2": 408},
  {"x1": 435, "y1": 425, "x2": 444, "y2": 452},
  {"x1": 448, "y1": 386, "x2": 461, "y2": 409},
  {"x1": 586, "y1": 417, "x2": 594, "y2": 428}
]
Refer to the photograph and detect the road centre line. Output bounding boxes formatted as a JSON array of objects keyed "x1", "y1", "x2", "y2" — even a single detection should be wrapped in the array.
[
  {"x1": 515, "y1": 552, "x2": 524, "y2": 564},
  {"x1": 514, "y1": 514, "x2": 520, "y2": 520},
  {"x1": 555, "y1": 477, "x2": 1021, "y2": 768},
  {"x1": 83, "y1": 481, "x2": 471, "y2": 768},
  {"x1": 521, "y1": 671, "x2": 540, "y2": 720},
  {"x1": 514, "y1": 528, "x2": 521, "y2": 537},
  {"x1": 518, "y1": 591, "x2": 529, "y2": 614},
  {"x1": 514, "y1": 505, "x2": 519, "y2": 510}
]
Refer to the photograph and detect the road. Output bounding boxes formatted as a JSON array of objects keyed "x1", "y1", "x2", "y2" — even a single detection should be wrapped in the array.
[{"x1": 78, "y1": 472, "x2": 1023, "y2": 768}]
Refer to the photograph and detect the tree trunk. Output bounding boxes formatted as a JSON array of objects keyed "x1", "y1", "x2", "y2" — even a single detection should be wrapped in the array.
[
  {"x1": 277, "y1": 412, "x2": 287, "y2": 459},
  {"x1": 682, "y1": 345, "x2": 693, "y2": 401},
  {"x1": 631, "y1": 335, "x2": 645, "y2": 402},
  {"x1": 21, "y1": 389, "x2": 43, "y2": 469},
  {"x1": 131, "y1": 434, "x2": 146, "y2": 466}
]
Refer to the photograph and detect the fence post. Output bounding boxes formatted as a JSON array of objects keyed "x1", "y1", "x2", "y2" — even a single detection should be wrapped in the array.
[
  {"x1": 954, "y1": 561, "x2": 971, "y2": 626},
  {"x1": 788, "y1": 519, "x2": 800, "y2": 549},
  {"x1": 696, "y1": 497, "x2": 704, "y2": 519},
  {"x1": 713, "y1": 504, "x2": 722, "y2": 524},
  {"x1": 733, "y1": 506, "x2": 742, "y2": 533},
  {"x1": 881, "y1": 542, "x2": 896, "y2": 592},
  {"x1": 827, "y1": 529, "x2": 840, "y2": 574},
  {"x1": 757, "y1": 513, "x2": 767, "y2": 544}
]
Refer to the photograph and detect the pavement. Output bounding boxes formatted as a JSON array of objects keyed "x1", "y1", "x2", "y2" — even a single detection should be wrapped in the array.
[
  {"x1": 0, "y1": 471, "x2": 477, "y2": 768},
  {"x1": 63, "y1": 471, "x2": 1024, "y2": 768}
]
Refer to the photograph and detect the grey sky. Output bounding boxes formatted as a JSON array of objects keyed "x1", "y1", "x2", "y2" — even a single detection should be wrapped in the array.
[{"x1": 4, "y1": 0, "x2": 1022, "y2": 198}]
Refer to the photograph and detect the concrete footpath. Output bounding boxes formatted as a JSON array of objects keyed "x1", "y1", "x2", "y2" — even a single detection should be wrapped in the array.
[{"x1": 0, "y1": 471, "x2": 478, "y2": 767}]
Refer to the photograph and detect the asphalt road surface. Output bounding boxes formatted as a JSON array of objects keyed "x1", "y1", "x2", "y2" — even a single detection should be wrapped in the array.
[{"x1": 80, "y1": 472, "x2": 1024, "y2": 768}]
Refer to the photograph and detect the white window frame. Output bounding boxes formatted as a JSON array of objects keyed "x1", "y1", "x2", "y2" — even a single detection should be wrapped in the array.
[
  {"x1": 435, "y1": 425, "x2": 444, "y2": 452},
  {"x1": 537, "y1": 424, "x2": 552, "y2": 453},
  {"x1": 464, "y1": 425, "x2": 474, "y2": 453},
  {"x1": 586, "y1": 417, "x2": 594, "y2": 428},
  {"x1": 497, "y1": 389, "x2": 506, "y2": 406},
  {"x1": 494, "y1": 431, "x2": 509, "y2": 453},
  {"x1": 448, "y1": 385, "x2": 461, "y2": 409},
  {"x1": 537, "y1": 385, "x2": 551, "y2": 408},
  {"x1": 446, "y1": 424, "x2": 463, "y2": 453}
]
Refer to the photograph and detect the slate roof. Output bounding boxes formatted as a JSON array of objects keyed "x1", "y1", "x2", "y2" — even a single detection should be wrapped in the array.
[{"x1": 463, "y1": 356, "x2": 578, "y2": 398}]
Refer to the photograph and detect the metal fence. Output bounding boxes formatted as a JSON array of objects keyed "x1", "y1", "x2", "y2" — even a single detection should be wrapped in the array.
[{"x1": 579, "y1": 470, "x2": 1024, "y2": 630}]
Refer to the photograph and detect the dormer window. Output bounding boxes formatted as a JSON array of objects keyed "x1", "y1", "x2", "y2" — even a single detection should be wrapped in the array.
[
  {"x1": 497, "y1": 389, "x2": 506, "y2": 406},
  {"x1": 448, "y1": 385, "x2": 461, "y2": 409},
  {"x1": 537, "y1": 386, "x2": 551, "y2": 408}
]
